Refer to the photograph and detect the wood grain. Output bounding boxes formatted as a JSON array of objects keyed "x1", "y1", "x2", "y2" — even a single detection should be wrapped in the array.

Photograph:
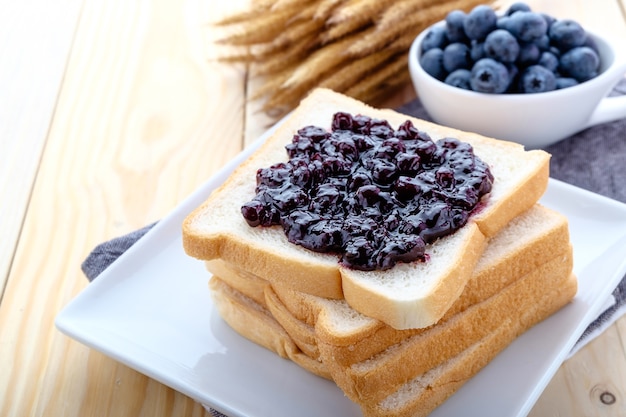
[
  {"x1": 532, "y1": 321, "x2": 626, "y2": 415},
  {"x1": 0, "y1": 0, "x2": 83, "y2": 295},
  {"x1": 0, "y1": 0, "x2": 247, "y2": 415}
]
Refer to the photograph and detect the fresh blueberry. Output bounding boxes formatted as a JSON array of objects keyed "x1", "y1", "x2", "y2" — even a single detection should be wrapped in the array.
[
  {"x1": 418, "y1": 5, "x2": 600, "y2": 94},
  {"x1": 506, "y1": 11, "x2": 548, "y2": 42},
  {"x1": 517, "y1": 42, "x2": 540, "y2": 66},
  {"x1": 443, "y1": 42, "x2": 472, "y2": 72},
  {"x1": 556, "y1": 77, "x2": 579, "y2": 89},
  {"x1": 559, "y1": 46, "x2": 600, "y2": 81},
  {"x1": 484, "y1": 29, "x2": 520, "y2": 63},
  {"x1": 470, "y1": 40, "x2": 486, "y2": 61},
  {"x1": 538, "y1": 51, "x2": 559, "y2": 72},
  {"x1": 470, "y1": 58, "x2": 510, "y2": 93},
  {"x1": 505, "y1": 63, "x2": 520, "y2": 92},
  {"x1": 534, "y1": 34, "x2": 550, "y2": 51},
  {"x1": 464, "y1": 5, "x2": 497, "y2": 40},
  {"x1": 583, "y1": 34, "x2": 600, "y2": 54},
  {"x1": 549, "y1": 19, "x2": 587, "y2": 51},
  {"x1": 497, "y1": 15, "x2": 511, "y2": 30},
  {"x1": 420, "y1": 48, "x2": 446, "y2": 80},
  {"x1": 548, "y1": 45, "x2": 561, "y2": 57},
  {"x1": 422, "y1": 26, "x2": 448, "y2": 52},
  {"x1": 445, "y1": 10, "x2": 468, "y2": 42},
  {"x1": 444, "y1": 69, "x2": 472, "y2": 89},
  {"x1": 540, "y1": 12, "x2": 556, "y2": 30},
  {"x1": 519, "y1": 65, "x2": 556, "y2": 93},
  {"x1": 506, "y1": 2, "x2": 532, "y2": 15}
]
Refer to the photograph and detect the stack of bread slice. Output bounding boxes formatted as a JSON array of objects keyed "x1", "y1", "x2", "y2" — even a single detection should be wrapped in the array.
[{"x1": 183, "y1": 89, "x2": 577, "y2": 416}]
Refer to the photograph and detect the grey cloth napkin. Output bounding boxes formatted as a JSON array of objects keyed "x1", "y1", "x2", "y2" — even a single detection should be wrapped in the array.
[{"x1": 81, "y1": 83, "x2": 626, "y2": 416}]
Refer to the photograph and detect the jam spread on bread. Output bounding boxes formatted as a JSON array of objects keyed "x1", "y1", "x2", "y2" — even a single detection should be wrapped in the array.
[{"x1": 241, "y1": 112, "x2": 493, "y2": 271}]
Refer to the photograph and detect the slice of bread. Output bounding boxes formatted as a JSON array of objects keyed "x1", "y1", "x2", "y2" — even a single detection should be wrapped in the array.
[
  {"x1": 208, "y1": 276, "x2": 331, "y2": 380},
  {"x1": 206, "y1": 258, "x2": 269, "y2": 308},
  {"x1": 321, "y1": 248, "x2": 573, "y2": 404},
  {"x1": 183, "y1": 88, "x2": 550, "y2": 329},
  {"x1": 207, "y1": 204, "x2": 572, "y2": 365},
  {"x1": 360, "y1": 273, "x2": 578, "y2": 417},
  {"x1": 211, "y1": 232, "x2": 573, "y2": 404},
  {"x1": 209, "y1": 267, "x2": 576, "y2": 417}
]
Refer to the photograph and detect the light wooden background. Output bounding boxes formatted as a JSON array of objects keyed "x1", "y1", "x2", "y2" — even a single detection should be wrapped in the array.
[{"x1": 1, "y1": 0, "x2": 626, "y2": 416}]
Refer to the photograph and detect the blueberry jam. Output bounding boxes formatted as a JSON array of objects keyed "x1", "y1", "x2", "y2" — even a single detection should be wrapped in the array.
[{"x1": 241, "y1": 112, "x2": 494, "y2": 271}]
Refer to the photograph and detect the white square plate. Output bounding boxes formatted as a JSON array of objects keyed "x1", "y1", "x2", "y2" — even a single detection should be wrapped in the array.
[{"x1": 56, "y1": 128, "x2": 626, "y2": 417}]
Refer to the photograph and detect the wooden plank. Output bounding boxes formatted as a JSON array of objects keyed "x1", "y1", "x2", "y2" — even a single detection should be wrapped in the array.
[
  {"x1": 0, "y1": 0, "x2": 248, "y2": 415},
  {"x1": 531, "y1": 321, "x2": 626, "y2": 416},
  {"x1": 0, "y1": 0, "x2": 83, "y2": 296}
]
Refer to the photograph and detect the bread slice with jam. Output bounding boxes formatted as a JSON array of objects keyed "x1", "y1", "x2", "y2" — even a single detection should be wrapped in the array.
[{"x1": 183, "y1": 88, "x2": 550, "y2": 329}]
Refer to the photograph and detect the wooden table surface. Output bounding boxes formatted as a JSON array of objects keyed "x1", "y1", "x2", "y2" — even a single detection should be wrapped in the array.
[{"x1": 2, "y1": 0, "x2": 626, "y2": 416}]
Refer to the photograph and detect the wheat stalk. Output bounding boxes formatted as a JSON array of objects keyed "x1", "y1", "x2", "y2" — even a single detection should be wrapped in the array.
[
  {"x1": 214, "y1": 0, "x2": 494, "y2": 115},
  {"x1": 314, "y1": 0, "x2": 348, "y2": 20},
  {"x1": 214, "y1": 0, "x2": 275, "y2": 25},
  {"x1": 252, "y1": 32, "x2": 319, "y2": 75},
  {"x1": 345, "y1": 53, "x2": 409, "y2": 99},
  {"x1": 318, "y1": 49, "x2": 396, "y2": 92},
  {"x1": 281, "y1": 32, "x2": 361, "y2": 89},
  {"x1": 377, "y1": 0, "x2": 439, "y2": 31},
  {"x1": 346, "y1": 0, "x2": 485, "y2": 56}
]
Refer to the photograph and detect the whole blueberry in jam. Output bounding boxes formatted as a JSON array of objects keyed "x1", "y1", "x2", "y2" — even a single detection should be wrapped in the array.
[{"x1": 241, "y1": 112, "x2": 493, "y2": 271}]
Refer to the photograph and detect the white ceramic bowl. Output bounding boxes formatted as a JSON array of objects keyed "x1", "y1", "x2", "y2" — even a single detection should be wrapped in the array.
[{"x1": 408, "y1": 22, "x2": 626, "y2": 148}]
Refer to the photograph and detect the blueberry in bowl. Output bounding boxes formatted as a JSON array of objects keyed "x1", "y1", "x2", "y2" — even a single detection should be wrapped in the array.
[
  {"x1": 408, "y1": 2, "x2": 626, "y2": 148},
  {"x1": 420, "y1": 3, "x2": 599, "y2": 94}
]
